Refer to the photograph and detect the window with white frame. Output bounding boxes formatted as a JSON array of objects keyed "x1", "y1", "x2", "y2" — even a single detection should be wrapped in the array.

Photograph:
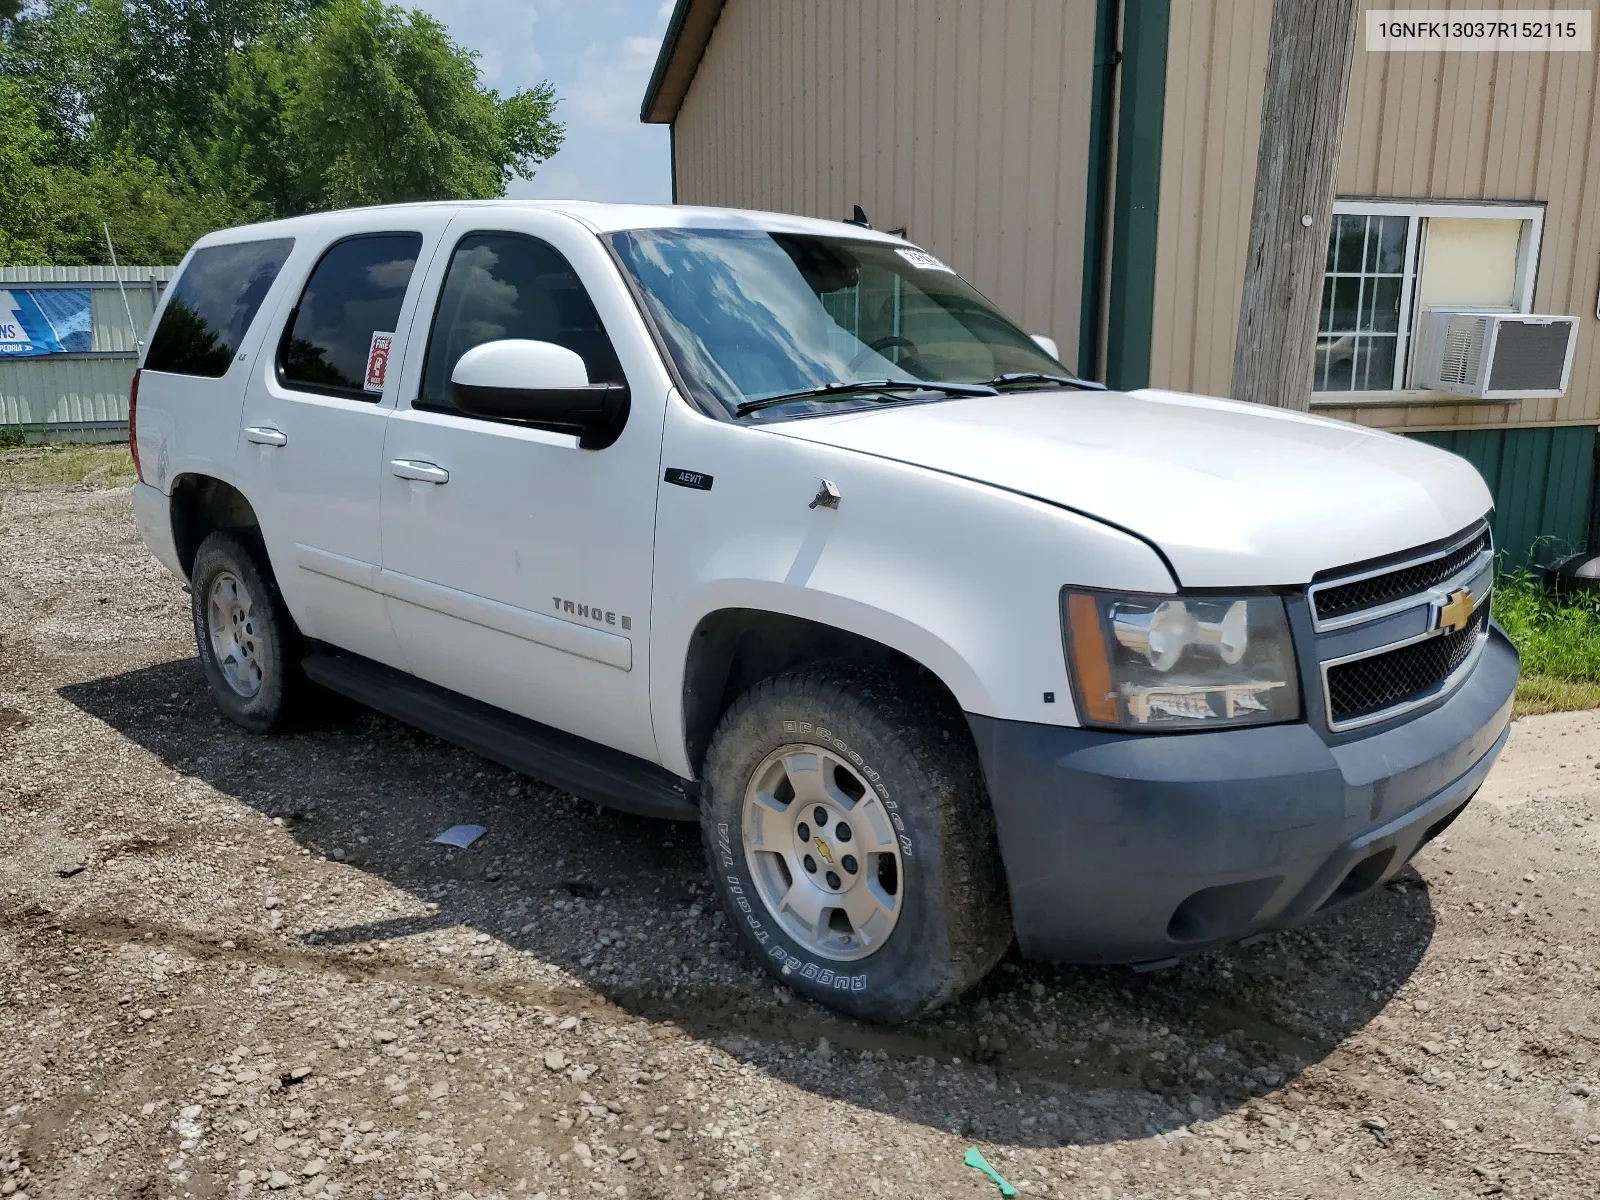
[{"x1": 1313, "y1": 201, "x2": 1543, "y2": 394}]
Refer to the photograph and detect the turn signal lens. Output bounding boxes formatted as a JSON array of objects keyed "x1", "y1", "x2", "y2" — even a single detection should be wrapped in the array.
[{"x1": 1066, "y1": 592, "x2": 1118, "y2": 724}]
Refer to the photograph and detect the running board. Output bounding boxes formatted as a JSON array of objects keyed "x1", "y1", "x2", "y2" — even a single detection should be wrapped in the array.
[{"x1": 302, "y1": 650, "x2": 699, "y2": 822}]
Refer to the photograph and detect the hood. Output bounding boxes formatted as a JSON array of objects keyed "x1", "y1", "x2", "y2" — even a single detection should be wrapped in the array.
[{"x1": 767, "y1": 387, "x2": 1493, "y2": 587}]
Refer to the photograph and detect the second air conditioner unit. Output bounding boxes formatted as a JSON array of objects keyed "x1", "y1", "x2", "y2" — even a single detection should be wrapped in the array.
[{"x1": 1415, "y1": 308, "x2": 1578, "y2": 400}]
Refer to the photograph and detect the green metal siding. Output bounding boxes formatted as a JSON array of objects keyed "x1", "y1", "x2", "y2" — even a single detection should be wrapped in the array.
[
  {"x1": 0, "y1": 357, "x2": 138, "y2": 426},
  {"x1": 0, "y1": 265, "x2": 171, "y2": 439},
  {"x1": 1409, "y1": 425, "x2": 1596, "y2": 569},
  {"x1": 1077, "y1": 0, "x2": 1119, "y2": 381},
  {"x1": 1103, "y1": 0, "x2": 1170, "y2": 391}
]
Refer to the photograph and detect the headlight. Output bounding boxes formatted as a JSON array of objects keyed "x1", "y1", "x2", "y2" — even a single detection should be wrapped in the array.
[{"x1": 1061, "y1": 590, "x2": 1300, "y2": 730}]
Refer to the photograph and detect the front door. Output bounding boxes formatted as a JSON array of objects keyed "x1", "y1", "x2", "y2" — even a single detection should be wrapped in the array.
[{"x1": 378, "y1": 215, "x2": 666, "y2": 763}]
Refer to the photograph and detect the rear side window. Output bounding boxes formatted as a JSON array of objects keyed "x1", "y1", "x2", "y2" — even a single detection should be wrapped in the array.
[
  {"x1": 418, "y1": 232, "x2": 624, "y2": 414},
  {"x1": 279, "y1": 233, "x2": 423, "y2": 399},
  {"x1": 144, "y1": 238, "x2": 294, "y2": 377}
]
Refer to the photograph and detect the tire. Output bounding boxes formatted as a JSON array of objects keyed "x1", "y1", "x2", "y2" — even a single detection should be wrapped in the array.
[
  {"x1": 189, "y1": 530, "x2": 304, "y2": 733},
  {"x1": 700, "y1": 661, "x2": 1012, "y2": 1022}
]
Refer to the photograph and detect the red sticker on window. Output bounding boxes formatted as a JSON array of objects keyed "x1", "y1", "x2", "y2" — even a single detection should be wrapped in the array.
[{"x1": 365, "y1": 331, "x2": 395, "y2": 392}]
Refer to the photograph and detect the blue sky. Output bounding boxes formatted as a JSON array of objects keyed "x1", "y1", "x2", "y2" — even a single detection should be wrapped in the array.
[{"x1": 410, "y1": 0, "x2": 675, "y2": 204}]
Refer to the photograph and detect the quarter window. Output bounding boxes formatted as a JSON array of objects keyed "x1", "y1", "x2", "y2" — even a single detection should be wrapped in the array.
[
  {"x1": 279, "y1": 233, "x2": 422, "y2": 399},
  {"x1": 418, "y1": 233, "x2": 624, "y2": 414},
  {"x1": 145, "y1": 238, "x2": 294, "y2": 377},
  {"x1": 1314, "y1": 202, "x2": 1542, "y2": 394}
]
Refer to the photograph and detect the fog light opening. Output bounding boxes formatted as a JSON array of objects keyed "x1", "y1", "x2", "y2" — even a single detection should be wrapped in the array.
[
  {"x1": 1167, "y1": 876, "x2": 1283, "y2": 944},
  {"x1": 1321, "y1": 847, "x2": 1396, "y2": 910}
]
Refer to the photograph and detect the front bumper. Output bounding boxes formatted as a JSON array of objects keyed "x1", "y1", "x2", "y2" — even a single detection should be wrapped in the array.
[{"x1": 967, "y1": 625, "x2": 1518, "y2": 964}]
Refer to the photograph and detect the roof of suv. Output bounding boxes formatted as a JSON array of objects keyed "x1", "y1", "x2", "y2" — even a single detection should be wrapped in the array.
[{"x1": 193, "y1": 200, "x2": 912, "y2": 249}]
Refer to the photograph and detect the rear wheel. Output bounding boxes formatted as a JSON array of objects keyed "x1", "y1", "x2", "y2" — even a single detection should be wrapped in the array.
[
  {"x1": 700, "y1": 662, "x2": 1012, "y2": 1022},
  {"x1": 190, "y1": 531, "x2": 304, "y2": 733}
]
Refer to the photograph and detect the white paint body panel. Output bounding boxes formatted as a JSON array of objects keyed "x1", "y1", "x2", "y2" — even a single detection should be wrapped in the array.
[
  {"x1": 131, "y1": 235, "x2": 297, "y2": 507},
  {"x1": 647, "y1": 394, "x2": 1176, "y2": 775},
  {"x1": 376, "y1": 208, "x2": 672, "y2": 764},
  {"x1": 768, "y1": 387, "x2": 1494, "y2": 587},
  {"x1": 130, "y1": 480, "x2": 183, "y2": 581},
  {"x1": 452, "y1": 338, "x2": 590, "y2": 390},
  {"x1": 127, "y1": 199, "x2": 1496, "y2": 780},
  {"x1": 232, "y1": 209, "x2": 457, "y2": 670}
]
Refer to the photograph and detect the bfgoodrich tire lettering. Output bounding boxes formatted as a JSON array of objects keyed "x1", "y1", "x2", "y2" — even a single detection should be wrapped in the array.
[
  {"x1": 190, "y1": 530, "x2": 304, "y2": 733},
  {"x1": 700, "y1": 662, "x2": 1012, "y2": 1022}
]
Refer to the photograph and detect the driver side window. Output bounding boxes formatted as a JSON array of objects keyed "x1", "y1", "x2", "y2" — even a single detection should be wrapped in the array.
[{"x1": 418, "y1": 232, "x2": 624, "y2": 414}]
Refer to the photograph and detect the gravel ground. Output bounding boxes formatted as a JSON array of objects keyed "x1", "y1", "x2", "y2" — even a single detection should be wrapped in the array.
[{"x1": 3, "y1": 461, "x2": 1600, "y2": 1200}]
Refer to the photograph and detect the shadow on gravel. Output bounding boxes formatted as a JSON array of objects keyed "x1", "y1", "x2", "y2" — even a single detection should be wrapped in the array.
[{"x1": 63, "y1": 657, "x2": 1437, "y2": 1148}]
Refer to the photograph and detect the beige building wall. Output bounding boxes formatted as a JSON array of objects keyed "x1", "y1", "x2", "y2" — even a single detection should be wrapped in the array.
[
  {"x1": 673, "y1": 0, "x2": 1099, "y2": 366},
  {"x1": 1150, "y1": 0, "x2": 1600, "y2": 434}
]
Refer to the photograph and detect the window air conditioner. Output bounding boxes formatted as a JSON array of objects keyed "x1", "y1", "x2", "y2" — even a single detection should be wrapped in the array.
[{"x1": 1415, "y1": 308, "x2": 1578, "y2": 400}]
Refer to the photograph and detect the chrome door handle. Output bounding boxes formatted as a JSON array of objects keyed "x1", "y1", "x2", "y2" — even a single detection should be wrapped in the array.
[
  {"x1": 244, "y1": 425, "x2": 288, "y2": 447},
  {"x1": 390, "y1": 459, "x2": 449, "y2": 484}
]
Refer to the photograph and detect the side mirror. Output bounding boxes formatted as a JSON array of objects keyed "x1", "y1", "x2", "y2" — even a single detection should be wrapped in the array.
[
  {"x1": 1030, "y1": 334, "x2": 1061, "y2": 361},
  {"x1": 451, "y1": 339, "x2": 629, "y2": 450}
]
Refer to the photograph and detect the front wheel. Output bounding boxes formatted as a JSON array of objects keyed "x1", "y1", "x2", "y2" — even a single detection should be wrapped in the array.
[{"x1": 700, "y1": 663, "x2": 1012, "y2": 1022}]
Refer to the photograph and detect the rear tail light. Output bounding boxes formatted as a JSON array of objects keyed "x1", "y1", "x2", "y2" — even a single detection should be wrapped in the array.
[{"x1": 128, "y1": 367, "x2": 143, "y2": 483}]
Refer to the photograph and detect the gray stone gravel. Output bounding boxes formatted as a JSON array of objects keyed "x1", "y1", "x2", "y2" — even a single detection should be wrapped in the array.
[{"x1": 3, "y1": 452, "x2": 1600, "y2": 1199}]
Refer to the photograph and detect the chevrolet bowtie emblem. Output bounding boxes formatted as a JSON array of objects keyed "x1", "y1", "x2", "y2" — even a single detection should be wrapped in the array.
[
  {"x1": 814, "y1": 838, "x2": 834, "y2": 864},
  {"x1": 1437, "y1": 587, "x2": 1476, "y2": 634}
]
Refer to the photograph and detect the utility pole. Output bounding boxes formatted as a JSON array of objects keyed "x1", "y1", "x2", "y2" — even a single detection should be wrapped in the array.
[{"x1": 1232, "y1": 0, "x2": 1362, "y2": 410}]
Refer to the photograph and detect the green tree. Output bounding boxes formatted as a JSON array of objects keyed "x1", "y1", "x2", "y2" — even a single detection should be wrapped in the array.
[
  {"x1": 0, "y1": 77, "x2": 54, "y2": 263},
  {"x1": 6, "y1": 0, "x2": 309, "y2": 170},
  {"x1": 0, "y1": 0, "x2": 564, "y2": 264},
  {"x1": 209, "y1": 26, "x2": 306, "y2": 216},
  {"x1": 44, "y1": 143, "x2": 263, "y2": 265},
  {"x1": 276, "y1": 0, "x2": 562, "y2": 211}
]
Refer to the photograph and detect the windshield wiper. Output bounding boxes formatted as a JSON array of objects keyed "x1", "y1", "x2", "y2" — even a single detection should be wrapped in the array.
[
  {"x1": 734, "y1": 378, "x2": 998, "y2": 417},
  {"x1": 985, "y1": 371, "x2": 1107, "y2": 391}
]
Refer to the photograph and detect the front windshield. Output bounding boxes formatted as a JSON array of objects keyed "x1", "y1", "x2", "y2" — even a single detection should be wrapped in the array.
[{"x1": 607, "y1": 228, "x2": 1072, "y2": 418}]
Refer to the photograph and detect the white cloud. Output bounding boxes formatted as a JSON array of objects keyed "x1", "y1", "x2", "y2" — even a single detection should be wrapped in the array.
[
  {"x1": 477, "y1": 46, "x2": 503, "y2": 85},
  {"x1": 409, "y1": 0, "x2": 673, "y2": 203},
  {"x1": 511, "y1": 167, "x2": 586, "y2": 199},
  {"x1": 565, "y1": 34, "x2": 665, "y2": 128}
]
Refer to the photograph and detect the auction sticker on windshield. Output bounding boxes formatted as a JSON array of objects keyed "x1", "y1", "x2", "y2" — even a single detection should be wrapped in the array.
[{"x1": 895, "y1": 248, "x2": 955, "y2": 273}]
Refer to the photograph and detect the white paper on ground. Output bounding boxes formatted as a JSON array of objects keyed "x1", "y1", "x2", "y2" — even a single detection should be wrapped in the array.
[{"x1": 432, "y1": 824, "x2": 486, "y2": 849}]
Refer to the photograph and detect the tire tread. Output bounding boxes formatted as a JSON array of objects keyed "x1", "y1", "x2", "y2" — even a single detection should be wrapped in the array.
[{"x1": 702, "y1": 659, "x2": 1012, "y2": 1020}]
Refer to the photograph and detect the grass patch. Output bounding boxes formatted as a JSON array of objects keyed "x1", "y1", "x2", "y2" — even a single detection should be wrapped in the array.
[
  {"x1": 0, "y1": 443, "x2": 138, "y2": 493},
  {"x1": 1494, "y1": 571, "x2": 1600, "y2": 716},
  {"x1": 1511, "y1": 674, "x2": 1600, "y2": 718}
]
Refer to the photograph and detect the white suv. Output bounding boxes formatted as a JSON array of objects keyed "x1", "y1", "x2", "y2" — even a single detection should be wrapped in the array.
[{"x1": 129, "y1": 200, "x2": 1517, "y2": 1022}]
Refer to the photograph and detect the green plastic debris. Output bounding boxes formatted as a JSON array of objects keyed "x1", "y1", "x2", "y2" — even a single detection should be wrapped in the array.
[{"x1": 963, "y1": 1147, "x2": 1018, "y2": 1197}]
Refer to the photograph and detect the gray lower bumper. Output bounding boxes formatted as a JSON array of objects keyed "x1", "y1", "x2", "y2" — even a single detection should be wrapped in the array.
[
  {"x1": 967, "y1": 626, "x2": 1518, "y2": 964},
  {"x1": 131, "y1": 480, "x2": 185, "y2": 582}
]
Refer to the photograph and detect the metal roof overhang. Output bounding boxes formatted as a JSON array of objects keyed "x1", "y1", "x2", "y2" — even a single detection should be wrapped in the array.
[{"x1": 640, "y1": 0, "x2": 727, "y2": 124}]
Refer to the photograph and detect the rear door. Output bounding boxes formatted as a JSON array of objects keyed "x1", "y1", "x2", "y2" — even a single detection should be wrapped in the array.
[
  {"x1": 377, "y1": 211, "x2": 670, "y2": 762},
  {"x1": 237, "y1": 216, "x2": 450, "y2": 667}
]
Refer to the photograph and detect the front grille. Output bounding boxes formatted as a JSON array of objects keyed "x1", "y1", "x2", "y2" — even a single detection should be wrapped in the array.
[
  {"x1": 1325, "y1": 607, "x2": 1487, "y2": 725},
  {"x1": 1313, "y1": 528, "x2": 1490, "y2": 622}
]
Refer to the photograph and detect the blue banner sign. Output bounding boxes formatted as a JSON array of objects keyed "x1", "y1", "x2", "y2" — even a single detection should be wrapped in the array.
[{"x1": 0, "y1": 288, "x2": 93, "y2": 356}]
